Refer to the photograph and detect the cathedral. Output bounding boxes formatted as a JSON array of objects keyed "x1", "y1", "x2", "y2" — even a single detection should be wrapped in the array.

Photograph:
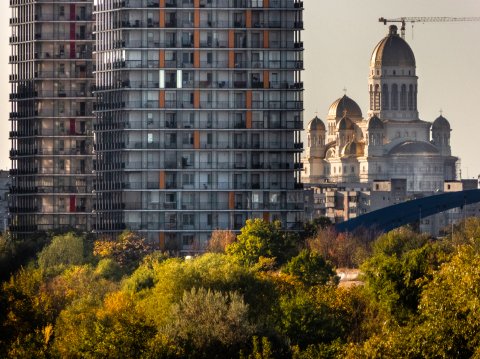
[{"x1": 303, "y1": 25, "x2": 458, "y2": 192}]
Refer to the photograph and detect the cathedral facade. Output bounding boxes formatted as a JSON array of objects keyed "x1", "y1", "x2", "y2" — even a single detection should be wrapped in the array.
[{"x1": 303, "y1": 25, "x2": 458, "y2": 192}]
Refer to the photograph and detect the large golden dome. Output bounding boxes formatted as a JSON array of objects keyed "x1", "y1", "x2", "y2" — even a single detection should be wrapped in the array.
[
  {"x1": 370, "y1": 25, "x2": 416, "y2": 68},
  {"x1": 328, "y1": 95, "x2": 362, "y2": 118}
]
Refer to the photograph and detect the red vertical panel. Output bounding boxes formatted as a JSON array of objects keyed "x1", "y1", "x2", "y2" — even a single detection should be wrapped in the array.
[
  {"x1": 70, "y1": 4, "x2": 76, "y2": 21},
  {"x1": 70, "y1": 196, "x2": 76, "y2": 212},
  {"x1": 70, "y1": 119, "x2": 76, "y2": 134}
]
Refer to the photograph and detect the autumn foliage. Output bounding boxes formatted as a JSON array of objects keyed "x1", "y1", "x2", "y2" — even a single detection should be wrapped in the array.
[{"x1": 2, "y1": 218, "x2": 480, "y2": 357}]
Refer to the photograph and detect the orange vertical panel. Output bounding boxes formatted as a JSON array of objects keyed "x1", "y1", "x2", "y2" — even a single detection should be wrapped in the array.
[
  {"x1": 246, "y1": 90, "x2": 252, "y2": 109},
  {"x1": 159, "y1": 50, "x2": 165, "y2": 68},
  {"x1": 194, "y1": 0, "x2": 200, "y2": 7},
  {"x1": 159, "y1": 171, "x2": 165, "y2": 189},
  {"x1": 229, "y1": 192, "x2": 235, "y2": 209},
  {"x1": 263, "y1": 30, "x2": 269, "y2": 48},
  {"x1": 264, "y1": 0, "x2": 269, "y2": 7},
  {"x1": 159, "y1": 0, "x2": 165, "y2": 7},
  {"x1": 246, "y1": 10, "x2": 252, "y2": 28},
  {"x1": 228, "y1": 30, "x2": 235, "y2": 47},
  {"x1": 246, "y1": 112, "x2": 252, "y2": 129},
  {"x1": 194, "y1": 131, "x2": 200, "y2": 149},
  {"x1": 263, "y1": 71, "x2": 269, "y2": 89},
  {"x1": 263, "y1": 212, "x2": 270, "y2": 222},
  {"x1": 194, "y1": 90, "x2": 200, "y2": 108},
  {"x1": 194, "y1": 51, "x2": 200, "y2": 67},
  {"x1": 159, "y1": 9, "x2": 165, "y2": 27},
  {"x1": 194, "y1": 6, "x2": 200, "y2": 27},
  {"x1": 159, "y1": 233, "x2": 165, "y2": 250},
  {"x1": 159, "y1": 91, "x2": 165, "y2": 108}
]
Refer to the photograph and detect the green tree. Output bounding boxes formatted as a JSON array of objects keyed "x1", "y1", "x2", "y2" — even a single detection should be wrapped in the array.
[
  {"x1": 0, "y1": 232, "x2": 49, "y2": 281},
  {"x1": 226, "y1": 219, "x2": 298, "y2": 267},
  {"x1": 163, "y1": 287, "x2": 254, "y2": 358},
  {"x1": 361, "y1": 229, "x2": 450, "y2": 321},
  {"x1": 279, "y1": 287, "x2": 346, "y2": 349},
  {"x1": 302, "y1": 217, "x2": 332, "y2": 239},
  {"x1": 135, "y1": 253, "x2": 278, "y2": 330},
  {"x1": 94, "y1": 230, "x2": 155, "y2": 272},
  {"x1": 282, "y1": 250, "x2": 338, "y2": 286},
  {"x1": 0, "y1": 267, "x2": 50, "y2": 357},
  {"x1": 37, "y1": 232, "x2": 86, "y2": 272},
  {"x1": 412, "y1": 246, "x2": 480, "y2": 358},
  {"x1": 54, "y1": 290, "x2": 155, "y2": 358}
]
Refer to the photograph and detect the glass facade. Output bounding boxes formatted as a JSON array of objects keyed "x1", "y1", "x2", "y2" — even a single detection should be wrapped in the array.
[
  {"x1": 9, "y1": 0, "x2": 95, "y2": 235},
  {"x1": 94, "y1": 0, "x2": 304, "y2": 252}
]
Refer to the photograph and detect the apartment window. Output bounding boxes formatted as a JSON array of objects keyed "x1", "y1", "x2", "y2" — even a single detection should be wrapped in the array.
[
  {"x1": 166, "y1": 193, "x2": 176, "y2": 203},
  {"x1": 182, "y1": 214, "x2": 194, "y2": 225},
  {"x1": 182, "y1": 132, "x2": 194, "y2": 145},
  {"x1": 166, "y1": 32, "x2": 176, "y2": 47},
  {"x1": 182, "y1": 173, "x2": 194, "y2": 186},
  {"x1": 166, "y1": 113, "x2": 176, "y2": 127},
  {"x1": 181, "y1": 153, "x2": 194, "y2": 167},
  {"x1": 166, "y1": 51, "x2": 176, "y2": 64},
  {"x1": 183, "y1": 71, "x2": 193, "y2": 87},
  {"x1": 182, "y1": 32, "x2": 193, "y2": 47},
  {"x1": 269, "y1": 192, "x2": 279, "y2": 203},
  {"x1": 182, "y1": 234, "x2": 194, "y2": 246}
]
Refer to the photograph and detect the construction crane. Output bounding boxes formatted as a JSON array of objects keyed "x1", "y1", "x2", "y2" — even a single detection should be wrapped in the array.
[{"x1": 379, "y1": 17, "x2": 480, "y2": 39}]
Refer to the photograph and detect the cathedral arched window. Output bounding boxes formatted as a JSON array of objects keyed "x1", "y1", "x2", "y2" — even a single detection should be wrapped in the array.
[
  {"x1": 307, "y1": 135, "x2": 311, "y2": 147},
  {"x1": 369, "y1": 84, "x2": 374, "y2": 110},
  {"x1": 408, "y1": 84, "x2": 414, "y2": 110},
  {"x1": 392, "y1": 84, "x2": 398, "y2": 110},
  {"x1": 374, "y1": 84, "x2": 380, "y2": 110},
  {"x1": 382, "y1": 84, "x2": 389, "y2": 109},
  {"x1": 318, "y1": 136, "x2": 323, "y2": 146},
  {"x1": 414, "y1": 85, "x2": 418, "y2": 110},
  {"x1": 400, "y1": 84, "x2": 407, "y2": 110}
]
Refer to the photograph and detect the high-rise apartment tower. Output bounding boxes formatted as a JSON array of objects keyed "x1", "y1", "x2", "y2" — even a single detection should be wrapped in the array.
[
  {"x1": 9, "y1": 0, "x2": 95, "y2": 235},
  {"x1": 93, "y1": 0, "x2": 304, "y2": 251}
]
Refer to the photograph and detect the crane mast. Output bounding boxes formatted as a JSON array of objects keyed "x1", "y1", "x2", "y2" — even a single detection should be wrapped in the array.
[{"x1": 379, "y1": 17, "x2": 480, "y2": 39}]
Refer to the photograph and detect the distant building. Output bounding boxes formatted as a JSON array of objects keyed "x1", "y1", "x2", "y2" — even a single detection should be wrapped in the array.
[
  {"x1": 421, "y1": 179, "x2": 480, "y2": 235},
  {"x1": 303, "y1": 25, "x2": 458, "y2": 190},
  {"x1": 93, "y1": 0, "x2": 305, "y2": 251},
  {"x1": 302, "y1": 24, "x2": 467, "y2": 235},
  {"x1": 0, "y1": 171, "x2": 11, "y2": 232},
  {"x1": 9, "y1": 0, "x2": 95, "y2": 236},
  {"x1": 304, "y1": 178, "x2": 480, "y2": 236}
]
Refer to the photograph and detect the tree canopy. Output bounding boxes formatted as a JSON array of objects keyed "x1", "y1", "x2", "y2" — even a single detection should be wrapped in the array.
[{"x1": 2, "y1": 219, "x2": 480, "y2": 357}]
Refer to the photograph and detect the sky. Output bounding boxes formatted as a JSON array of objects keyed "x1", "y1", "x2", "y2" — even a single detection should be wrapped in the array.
[{"x1": 0, "y1": 0, "x2": 479, "y2": 177}]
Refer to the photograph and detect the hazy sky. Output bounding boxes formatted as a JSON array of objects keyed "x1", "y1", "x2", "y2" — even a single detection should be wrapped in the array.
[{"x1": 0, "y1": 0, "x2": 479, "y2": 177}]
